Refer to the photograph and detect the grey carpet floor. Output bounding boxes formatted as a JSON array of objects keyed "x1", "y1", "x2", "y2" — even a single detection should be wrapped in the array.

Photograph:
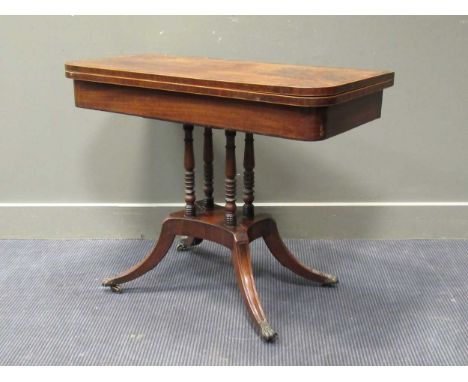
[{"x1": 0, "y1": 239, "x2": 467, "y2": 365}]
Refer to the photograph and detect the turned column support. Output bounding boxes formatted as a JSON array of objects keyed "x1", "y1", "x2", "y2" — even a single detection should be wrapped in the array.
[
  {"x1": 203, "y1": 127, "x2": 214, "y2": 209},
  {"x1": 183, "y1": 124, "x2": 196, "y2": 217},
  {"x1": 243, "y1": 133, "x2": 255, "y2": 218},
  {"x1": 224, "y1": 130, "x2": 237, "y2": 226}
]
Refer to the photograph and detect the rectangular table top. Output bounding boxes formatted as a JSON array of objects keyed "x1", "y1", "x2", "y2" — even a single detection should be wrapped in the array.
[{"x1": 65, "y1": 54, "x2": 394, "y2": 107}]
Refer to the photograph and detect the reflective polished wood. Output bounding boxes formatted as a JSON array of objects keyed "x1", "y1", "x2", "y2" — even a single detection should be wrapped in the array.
[{"x1": 66, "y1": 54, "x2": 394, "y2": 342}]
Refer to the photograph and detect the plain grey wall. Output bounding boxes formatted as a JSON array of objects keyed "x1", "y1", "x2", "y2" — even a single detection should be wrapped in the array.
[{"x1": 1, "y1": 16, "x2": 467, "y2": 238}]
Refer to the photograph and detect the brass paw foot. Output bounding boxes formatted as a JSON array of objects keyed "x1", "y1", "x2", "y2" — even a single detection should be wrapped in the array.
[
  {"x1": 102, "y1": 278, "x2": 123, "y2": 293},
  {"x1": 259, "y1": 321, "x2": 278, "y2": 343}
]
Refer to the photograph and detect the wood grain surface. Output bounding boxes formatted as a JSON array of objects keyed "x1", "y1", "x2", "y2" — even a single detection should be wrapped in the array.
[
  {"x1": 65, "y1": 54, "x2": 394, "y2": 106},
  {"x1": 72, "y1": 80, "x2": 383, "y2": 141},
  {"x1": 67, "y1": 54, "x2": 393, "y2": 140}
]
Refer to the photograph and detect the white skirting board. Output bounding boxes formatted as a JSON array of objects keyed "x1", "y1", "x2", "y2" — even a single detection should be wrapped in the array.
[{"x1": 1, "y1": 203, "x2": 468, "y2": 239}]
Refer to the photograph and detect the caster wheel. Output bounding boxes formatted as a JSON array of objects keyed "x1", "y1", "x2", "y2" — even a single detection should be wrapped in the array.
[
  {"x1": 102, "y1": 278, "x2": 123, "y2": 293},
  {"x1": 110, "y1": 284, "x2": 122, "y2": 293},
  {"x1": 176, "y1": 243, "x2": 187, "y2": 251},
  {"x1": 260, "y1": 322, "x2": 278, "y2": 343},
  {"x1": 321, "y1": 276, "x2": 339, "y2": 287}
]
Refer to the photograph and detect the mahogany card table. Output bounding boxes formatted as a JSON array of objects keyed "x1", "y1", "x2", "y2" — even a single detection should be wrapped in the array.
[{"x1": 65, "y1": 54, "x2": 394, "y2": 342}]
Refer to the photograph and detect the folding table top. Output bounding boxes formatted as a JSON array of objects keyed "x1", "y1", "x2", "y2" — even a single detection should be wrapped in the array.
[
  {"x1": 65, "y1": 54, "x2": 394, "y2": 107},
  {"x1": 65, "y1": 54, "x2": 394, "y2": 140}
]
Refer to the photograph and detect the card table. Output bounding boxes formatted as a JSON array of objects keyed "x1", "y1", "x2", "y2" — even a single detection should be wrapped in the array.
[{"x1": 65, "y1": 54, "x2": 394, "y2": 342}]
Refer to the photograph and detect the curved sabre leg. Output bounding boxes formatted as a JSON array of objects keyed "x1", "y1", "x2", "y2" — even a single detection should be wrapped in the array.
[
  {"x1": 231, "y1": 241, "x2": 278, "y2": 342},
  {"x1": 263, "y1": 221, "x2": 338, "y2": 286},
  {"x1": 102, "y1": 220, "x2": 176, "y2": 292}
]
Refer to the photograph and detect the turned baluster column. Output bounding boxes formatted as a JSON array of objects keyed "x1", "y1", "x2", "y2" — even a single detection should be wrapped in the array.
[
  {"x1": 243, "y1": 133, "x2": 255, "y2": 218},
  {"x1": 183, "y1": 124, "x2": 196, "y2": 217},
  {"x1": 224, "y1": 130, "x2": 237, "y2": 226},
  {"x1": 203, "y1": 127, "x2": 214, "y2": 209}
]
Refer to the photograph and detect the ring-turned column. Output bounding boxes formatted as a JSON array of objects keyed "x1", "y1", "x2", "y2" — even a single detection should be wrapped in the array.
[
  {"x1": 243, "y1": 133, "x2": 255, "y2": 218},
  {"x1": 183, "y1": 124, "x2": 196, "y2": 217},
  {"x1": 224, "y1": 130, "x2": 237, "y2": 226},
  {"x1": 203, "y1": 127, "x2": 214, "y2": 209}
]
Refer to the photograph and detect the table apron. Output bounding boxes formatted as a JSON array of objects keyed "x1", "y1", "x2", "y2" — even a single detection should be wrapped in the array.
[{"x1": 73, "y1": 80, "x2": 383, "y2": 141}]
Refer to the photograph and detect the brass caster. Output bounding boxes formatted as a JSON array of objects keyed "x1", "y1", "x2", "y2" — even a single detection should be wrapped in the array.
[
  {"x1": 176, "y1": 237, "x2": 203, "y2": 251},
  {"x1": 321, "y1": 275, "x2": 339, "y2": 287},
  {"x1": 259, "y1": 321, "x2": 278, "y2": 343},
  {"x1": 110, "y1": 284, "x2": 122, "y2": 293},
  {"x1": 102, "y1": 278, "x2": 123, "y2": 293},
  {"x1": 176, "y1": 242, "x2": 188, "y2": 252}
]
